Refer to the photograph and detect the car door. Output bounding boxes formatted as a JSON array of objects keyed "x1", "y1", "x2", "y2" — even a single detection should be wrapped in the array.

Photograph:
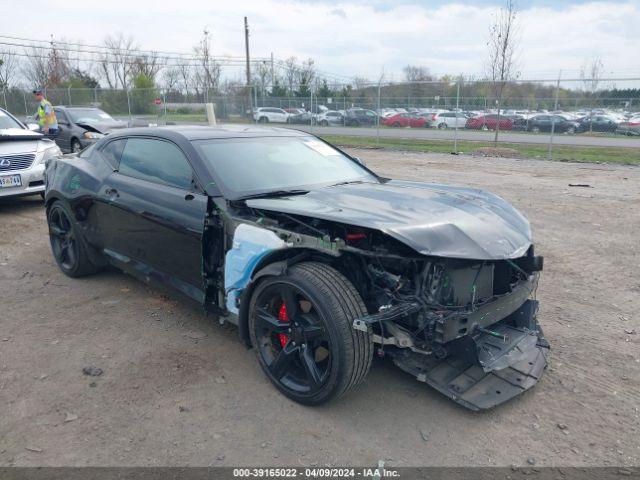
[
  {"x1": 98, "y1": 136, "x2": 208, "y2": 294},
  {"x1": 271, "y1": 108, "x2": 285, "y2": 123},
  {"x1": 54, "y1": 109, "x2": 72, "y2": 152}
]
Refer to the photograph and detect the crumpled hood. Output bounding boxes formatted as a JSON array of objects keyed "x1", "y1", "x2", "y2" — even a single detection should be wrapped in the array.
[
  {"x1": 76, "y1": 121, "x2": 127, "y2": 134},
  {"x1": 246, "y1": 180, "x2": 532, "y2": 260}
]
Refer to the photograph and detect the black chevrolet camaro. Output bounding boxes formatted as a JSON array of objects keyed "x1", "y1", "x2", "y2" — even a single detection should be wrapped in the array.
[{"x1": 44, "y1": 125, "x2": 548, "y2": 409}]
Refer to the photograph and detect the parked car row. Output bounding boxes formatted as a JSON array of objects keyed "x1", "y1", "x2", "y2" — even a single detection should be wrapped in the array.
[{"x1": 252, "y1": 105, "x2": 639, "y2": 135}]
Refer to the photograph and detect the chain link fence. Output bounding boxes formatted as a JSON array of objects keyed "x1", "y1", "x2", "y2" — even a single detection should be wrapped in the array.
[{"x1": 3, "y1": 78, "x2": 639, "y2": 159}]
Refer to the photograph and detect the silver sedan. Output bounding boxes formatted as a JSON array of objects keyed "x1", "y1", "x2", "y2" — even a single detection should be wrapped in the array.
[{"x1": 0, "y1": 108, "x2": 62, "y2": 199}]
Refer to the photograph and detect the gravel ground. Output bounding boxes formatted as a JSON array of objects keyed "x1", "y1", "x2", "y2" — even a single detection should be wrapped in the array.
[{"x1": 0, "y1": 149, "x2": 638, "y2": 468}]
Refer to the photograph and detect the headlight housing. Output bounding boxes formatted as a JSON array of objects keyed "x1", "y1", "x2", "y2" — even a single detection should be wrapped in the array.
[
  {"x1": 83, "y1": 131, "x2": 105, "y2": 139},
  {"x1": 35, "y1": 142, "x2": 62, "y2": 165}
]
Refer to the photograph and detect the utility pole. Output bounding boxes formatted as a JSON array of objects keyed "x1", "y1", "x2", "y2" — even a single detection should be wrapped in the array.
[
  {"x1": 244, "y1": 17, "x2": 252, "y2": 113},
  {"x1": 244, "y1": 17, "x2": 251, "y2": 86}
]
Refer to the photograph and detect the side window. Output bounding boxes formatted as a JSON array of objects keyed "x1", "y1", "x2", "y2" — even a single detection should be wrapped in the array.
[
  {"x1": 55, "y1": 110, "x2": 68, "y2": 123},
  {"x1": 118, "y1": 138, "x2": 193, "y2": 190},
  {"x1": 79, "y1": 143, "x2": 96, "y2": 159},
  {"x1": 101, "y1": 139, "x2": 127, "y2": 170}
]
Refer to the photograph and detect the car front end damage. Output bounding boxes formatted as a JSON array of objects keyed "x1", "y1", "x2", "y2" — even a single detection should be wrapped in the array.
[{"x1": 217, "y1": 184, "x2": 549, "y2": 410}]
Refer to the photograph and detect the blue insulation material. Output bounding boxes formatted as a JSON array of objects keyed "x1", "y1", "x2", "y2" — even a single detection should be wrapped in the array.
[{"x1": 224, "y1": 224, "x2": 288, "y2": 314}]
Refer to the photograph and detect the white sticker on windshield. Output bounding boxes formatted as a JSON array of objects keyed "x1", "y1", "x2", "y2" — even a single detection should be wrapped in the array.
[
  {"x1": 98, "y1": 113, "x2": 111, "y2": 119},
  {"x1": 303, "y1": 140, "x2": 340, "y2": 156},
  {"x1": 0, "y1": 111, "x2": 7, "y2": 117}
]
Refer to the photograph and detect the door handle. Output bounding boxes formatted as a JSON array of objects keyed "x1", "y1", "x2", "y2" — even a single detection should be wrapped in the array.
[
  {"x1": 105, "y1": 187, "x2": 119, "y2": 198},
  {"x1": 184, "y1": 193, "x2": 195, "y2": 201}
]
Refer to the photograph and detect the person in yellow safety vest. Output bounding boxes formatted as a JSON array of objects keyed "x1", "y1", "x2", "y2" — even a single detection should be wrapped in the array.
[{"x1": 32, "y1": 89, "x2": 59, "y2": 136}]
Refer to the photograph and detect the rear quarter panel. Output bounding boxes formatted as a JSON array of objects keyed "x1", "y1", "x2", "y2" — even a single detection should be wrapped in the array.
[{"x1": 45, "y1": 151, "x2": 113, "y2": 247}]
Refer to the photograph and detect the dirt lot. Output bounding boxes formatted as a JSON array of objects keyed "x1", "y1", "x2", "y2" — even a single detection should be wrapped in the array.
[{"x1": 1, "y1": 150, "x2": 639, "y2": 468}]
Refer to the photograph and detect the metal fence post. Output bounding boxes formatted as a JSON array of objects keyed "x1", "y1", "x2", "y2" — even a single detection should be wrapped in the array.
[
  {"x1": 453, "y1": 78, "x2": 461, "y2": 154},
  {"x1": 94, "y1": 86, "x2": 98, "y2": 105},
  {"x1": 547, "y1": 71, "x2": 562, "y2": 161},
  {"x1": 2, "y1": 89, "x2": 7, "y2": 110},
  {"x1": 67, "y1": 86, "x2": 72, "y2": 106},
  {"x1": 343, "y1": 96, "x2": 346, "y2": 126},
  {"x1": 23, "y1": 91, "x2": 28, "y2": 116},
  {"x1": 126, "y1": 88, "x2": 132, "y2": 123},
  {"x1": 309, "y1": 92, "x2": 313, "y2": 131},
  {"x1": 163, "y1": 92, "x2": 167, "y2": 123},
  {"x1": 376, "y1": 82, "x2": 381, "y2": 145}
]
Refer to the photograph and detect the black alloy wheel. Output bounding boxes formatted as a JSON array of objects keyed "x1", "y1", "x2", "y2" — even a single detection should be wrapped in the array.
[
  {"x1": 248, "y1": 262, "x2": 372, "y2": 405},
  {"x1": 71, "y1": 139, "x2": 82, "y2": 153},
  {"x1": 47, "y1": 201, "x2": 100, "y2": 277}
]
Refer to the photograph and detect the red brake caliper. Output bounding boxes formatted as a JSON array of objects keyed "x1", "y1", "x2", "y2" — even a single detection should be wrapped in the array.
[{"x1": 277, "y1": 302, "x2": 290, "y2": 348}]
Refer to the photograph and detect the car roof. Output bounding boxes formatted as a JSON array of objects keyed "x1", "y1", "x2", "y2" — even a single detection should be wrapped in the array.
[
  {"x1": 106, "y1": 124, "x2": 310, "y2": 141},
  {"x1": 54, "y1": 106, "x2": 102, "y2": 110}
]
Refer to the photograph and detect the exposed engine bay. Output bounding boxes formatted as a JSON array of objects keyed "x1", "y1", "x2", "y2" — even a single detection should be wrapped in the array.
[{"x1": 221, "y1": 203, "x2": 549, "y2": 410}]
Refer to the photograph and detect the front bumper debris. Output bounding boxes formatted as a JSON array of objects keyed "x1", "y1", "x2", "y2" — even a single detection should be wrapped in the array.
[{"x1": 387, "y1": 300, "x2": 549, "y2": 410}]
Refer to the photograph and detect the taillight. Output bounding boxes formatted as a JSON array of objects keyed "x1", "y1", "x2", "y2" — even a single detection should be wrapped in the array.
[{"x1": 627, "y1": 122, "x2": 640, "y2": 126}]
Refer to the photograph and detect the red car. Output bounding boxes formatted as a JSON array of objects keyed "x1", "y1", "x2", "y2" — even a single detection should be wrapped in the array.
[
  {"x1": 383, "y1": 113, "x2": 427, "y2": 128},
  {"x1": 465, "y1": 114, "x2": 513, "y2": 131}
]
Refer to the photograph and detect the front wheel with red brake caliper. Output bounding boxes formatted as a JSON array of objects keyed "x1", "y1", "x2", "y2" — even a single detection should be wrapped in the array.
[{"x1": 248, "y1": 262, "x2": 373, "y2": 405}]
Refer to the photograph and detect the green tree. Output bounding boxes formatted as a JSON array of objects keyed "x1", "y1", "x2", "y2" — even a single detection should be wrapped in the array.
[
  {"x1": 317, "y1": 80, "x2": 333, "y2": 99},
  {"x1": 270, "y1": 78, "x2": 287, "y2": 97},
  {"x1": 130, "y1": 74, "x2": 158, "y2": 114}
]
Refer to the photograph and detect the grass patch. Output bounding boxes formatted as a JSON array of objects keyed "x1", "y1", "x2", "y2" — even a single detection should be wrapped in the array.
[{"x1": 319, "y1": 135, "x2": 640, "y2": 165}]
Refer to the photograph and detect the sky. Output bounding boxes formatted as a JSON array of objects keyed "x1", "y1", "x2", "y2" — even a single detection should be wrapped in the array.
[{"x1": 2, "y1": 0, "x2": 639, "y2": 84}]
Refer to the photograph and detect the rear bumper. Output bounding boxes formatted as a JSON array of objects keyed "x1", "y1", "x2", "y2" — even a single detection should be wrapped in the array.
[
  {"x1": 388, "y1": 299, "x2": 549, "y2": 410},
  {"x1": 0, "y1": 164, "x2": 45, "y2": 198}
]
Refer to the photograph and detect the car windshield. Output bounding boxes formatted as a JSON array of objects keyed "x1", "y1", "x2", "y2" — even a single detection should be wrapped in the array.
[
  {"x1": 68, "y1": 108, "x2": 115, "y2": 123},
  {"x1": 0, "y1": 109, "x2": 24, "y2": 129},
  {"x1": 194, "y1": 136, "x2": 378, "y2": 197}
]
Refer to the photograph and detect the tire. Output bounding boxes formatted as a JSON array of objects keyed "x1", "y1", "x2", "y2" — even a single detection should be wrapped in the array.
[
  {"x1": 531, "y1": 126, "x2": 540, "y2": 133},
  {"x1": 392, "y1": 122, "x2": 401, "y2": 127},
  {"x1": 71, "y1": 138, "x2": 82, "y2": 154},
  {"x1": 566, "y1": 127, "x2": 575, "y2": 134},
  {"x1": 438, "y1": 122, "x2": 447, "y2": 129},
  {"x1": 258, "y1": 116, "x2": 269, "y2": 123},
  {"x1": 320, "y1": 120, "x2": 328, "y2": 127},
  {"x1": 481, "y1": 125, "x2": 488, "y2": 131},
  {"x1": 47, "y1": 200, "x2": 101, "y2": 278},
  {"x1": 248, "y1": 262, "x2": 373, "y2": 405}
]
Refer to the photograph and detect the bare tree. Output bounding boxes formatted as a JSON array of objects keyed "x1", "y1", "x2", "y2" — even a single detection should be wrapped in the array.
[
  {"x1": 283, "y1": 56, "x2": 298, "y2": 95},
  {"x1": 403, "y1": 65, "x2": 432, "y2": 82},
  {"x1": 193, "y1": 29, "x2": 221, "y2": 99},
  {"x1": 253, "y1": 60, "x2": 271, "y2": 98},
  {"x1": 0, "y1": 48, "x2": 20, "y2": 88},
  {"x1": 99, "y1": 34, "x2": 137, "y2": 89},
  {"x1": 161, "y1": 66, "x2": 181, "y2": 94},
  {"x1": 22, "y1": 46, "x2": 50, "y2": 88},
  {"x1": 132, "y1": 52, "x2": 164, "y2": 82},
  {"x1": 46, "y1": 41, "x2": 71, "y2": 87},
  {"x1": 296, "y1": 58, "x2": 315, "y2": 96},
  {"x1": 485, "y1": 0, "x2": 519, "y2": 144},
  {"x1": 177, "y1": 63, "x2": 192, "y2": 97},
  {"x1": 580, "y1": 58, "x2": 604, "y2": 93},
  {"x1": 580, "y1": 58, "x2": 604, "y2": 133}
]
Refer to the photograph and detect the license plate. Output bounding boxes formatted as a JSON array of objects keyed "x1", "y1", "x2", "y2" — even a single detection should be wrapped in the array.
[{"x1": 0, "y1": 174, "x2": 22, "y2": 188}]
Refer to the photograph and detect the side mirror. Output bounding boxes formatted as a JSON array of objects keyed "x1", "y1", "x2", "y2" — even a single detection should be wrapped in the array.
[
  {"x1": 26, "y1": 123, "x2": 40, "y2": 132},
  {"x1": 353, "y1": 156, "x2": 366, "y2": 166}
]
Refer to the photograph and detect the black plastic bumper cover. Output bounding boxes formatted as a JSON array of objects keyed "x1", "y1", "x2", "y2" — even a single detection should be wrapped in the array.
[{"x1": 389, "y1": 300, "x2": 549, "y2": 411}]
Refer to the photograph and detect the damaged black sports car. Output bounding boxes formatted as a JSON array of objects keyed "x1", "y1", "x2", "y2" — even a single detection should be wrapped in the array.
[{"x1": 44, "y1": 125, "x2": 548, "y2": 410}]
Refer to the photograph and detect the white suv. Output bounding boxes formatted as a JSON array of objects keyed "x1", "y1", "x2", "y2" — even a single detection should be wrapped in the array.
[
  {"x1": 431, "y1": 112, "x2": 468, "y2": 129},
  {"x1": 253, "y1": 107, "x2": 289, "y2": 123},
  {"x1": 0, "y1": 108, "x2": 62, "y2": 199}
]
